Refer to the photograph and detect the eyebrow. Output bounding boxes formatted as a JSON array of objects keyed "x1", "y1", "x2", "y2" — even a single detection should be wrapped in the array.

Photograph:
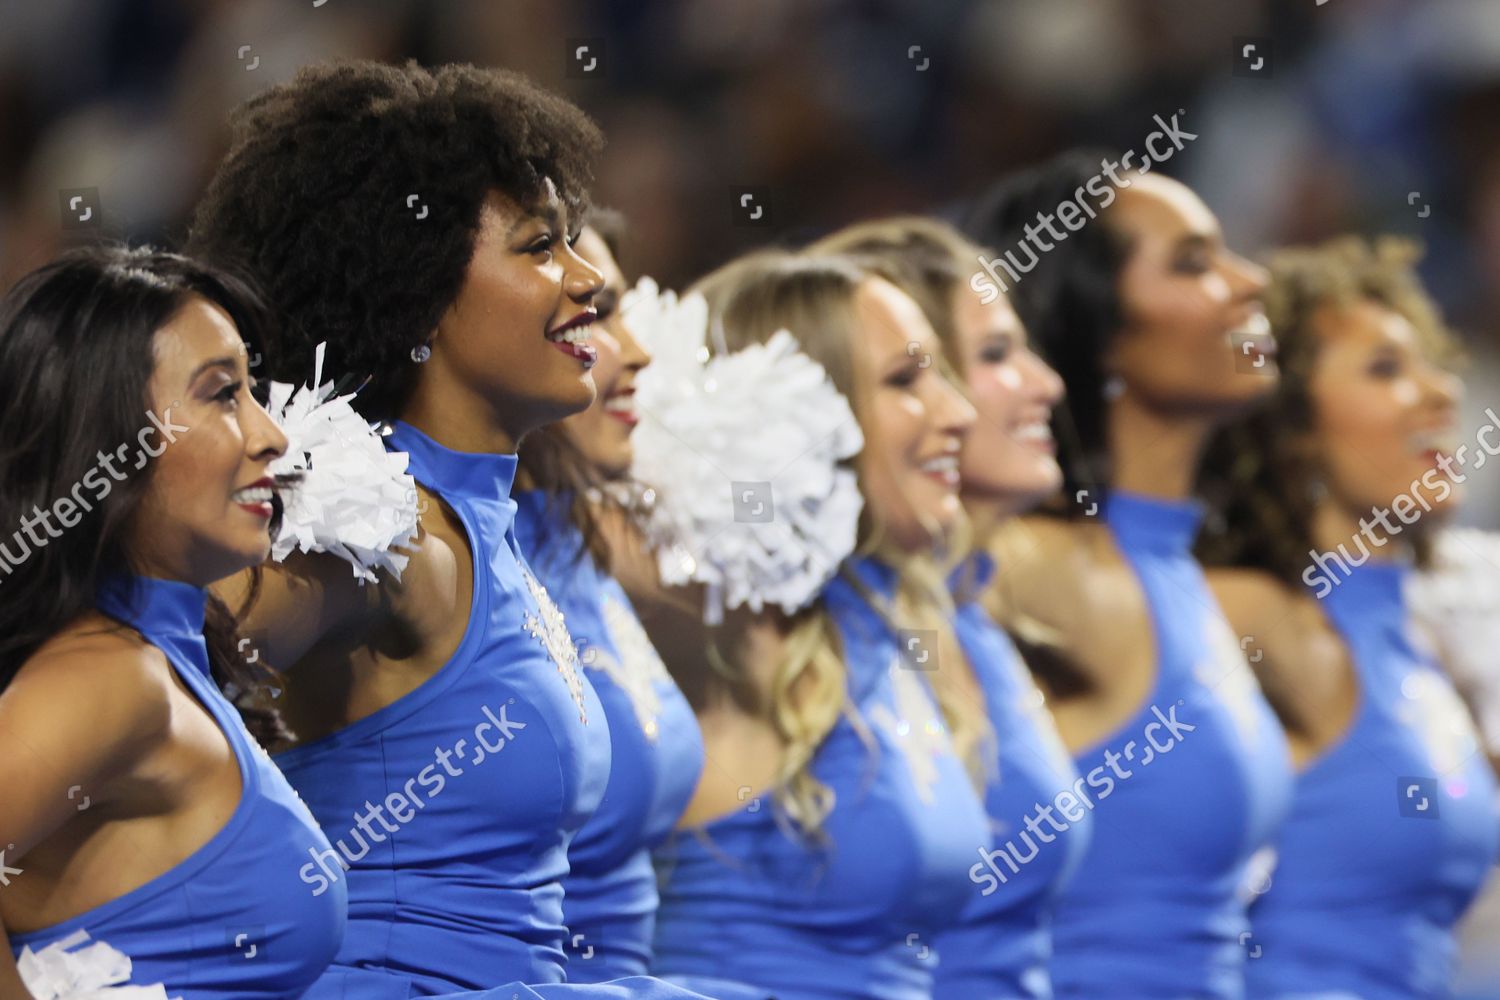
[
  {"x1": 507, "y1": 201, "x2": 564, "y2": 240},
  {"x1": 1174, "y1": 232, "x2": 1217, "y2": 253},
  {"x1": 187, "y1": 356, "x2": 240, "y2": 383}
]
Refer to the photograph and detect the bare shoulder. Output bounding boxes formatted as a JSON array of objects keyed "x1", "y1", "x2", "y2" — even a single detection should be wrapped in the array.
[
  {"x1": 987, "y1": 514, "x2": 1123, "y2": 619},
  {"x1": 990, "y1": 515, "x2": 1095, "y2": 587},
  {"x1": 1, "y1": 613, "x2": 171, "y2": 766},
  {"x1": 1205, "y1": 566, "x2": 1298, "y2": 632},
  {"x1": 1205, "y1": 566, "x2": 1350, "y2": 742}
]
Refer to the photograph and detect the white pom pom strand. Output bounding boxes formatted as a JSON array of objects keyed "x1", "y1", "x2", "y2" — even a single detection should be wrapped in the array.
[
  {"x1": 17, "y1": 929, "x2": 177, "y2": 999},
  {"x1": 265, "y1": 343, "x2": 420, "y2": 584}
]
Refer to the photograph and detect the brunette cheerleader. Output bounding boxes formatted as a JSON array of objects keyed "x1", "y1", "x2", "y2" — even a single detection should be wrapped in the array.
[
  {"x1": 1199, "y1": 236, "x2": 1500, "y2": 998},
  {"x1": 965, "y1": 153, "x2": 1293, "y2": 999}
]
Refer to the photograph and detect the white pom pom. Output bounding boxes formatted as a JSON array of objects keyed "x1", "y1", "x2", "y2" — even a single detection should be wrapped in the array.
[
  {"x1": 1409, "y1": 527, "x2": 1500, "y2": 756},
  {"x1": 265, "y1": 343, "x2": 419, "y2": 583},
  {"x1": 17, "y1": 930, "x2": 177, "y2": 999},
  {"x1": 627, "y1": 279, "x2": 864, "y2": 624}
]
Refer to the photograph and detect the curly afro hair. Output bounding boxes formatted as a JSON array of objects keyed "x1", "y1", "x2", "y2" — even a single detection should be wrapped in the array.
[{"x1": 188, "y1": 59, "x2": 604, "y2": 421}]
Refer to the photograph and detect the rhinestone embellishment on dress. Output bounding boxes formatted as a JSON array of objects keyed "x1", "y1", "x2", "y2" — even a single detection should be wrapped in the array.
[{"x1": 521, "y1": 568, "x2": 588, "y2": 724}]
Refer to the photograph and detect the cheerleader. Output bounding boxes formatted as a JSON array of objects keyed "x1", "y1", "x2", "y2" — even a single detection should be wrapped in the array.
[
  {"x1": 187, "y1": 60, "x2": 704, "y2": 999},
  {"x1": 810, "y1": 218, "x2": 1091, "y2": 999},
  {"x1": 0, "y1": 246, "x2": 344, "y2": 998},
  {"x1": 965, "y1": 153, "x2": 1293, "y2": 999},
  {"x1": 514, "y1": 217, "x2": 705, "y2": 981},
  {"x1": 626, "y1": 252, "x2": 991, "y2": 999},
  {"x1": 1198, "y1": 237, "x2": 1500, "y2": 998}
]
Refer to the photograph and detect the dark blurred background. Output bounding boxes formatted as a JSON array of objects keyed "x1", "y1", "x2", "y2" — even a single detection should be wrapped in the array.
[{"x1": 2, "y1": 0, "x2": 1498, "y2": 988}]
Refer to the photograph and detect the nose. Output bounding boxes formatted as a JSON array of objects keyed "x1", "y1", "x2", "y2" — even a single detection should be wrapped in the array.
[
  {"x1": 244, "y1": 397, "x2": 289, "y2": 463},
  {"x1": 1023, "y1": 347, "x2": 1064, "y2": 406},
  {"x1": 1224, "y1": 250, "x2": 1269, "y2": 303},
  {"x1": 562, "y1": 242, "x2": 605, "y2": 304},
  {"x1": 614, "y1": 314, "x2": 651, "y2": 372},
  {"x1": 934, "y1": 370, "x2": 977, "y2": 440},
  {"x1": 1423, "y1": 363, "x2": 1462, "y2": 412}
]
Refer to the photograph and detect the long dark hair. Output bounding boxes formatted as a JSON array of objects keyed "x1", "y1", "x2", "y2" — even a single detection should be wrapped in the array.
[
  {"x1": 964, "y1": 150, "x2": 1132, "y2": 514},
  {"x1": 964, "y1": 152, "x2": 1134, "y2": 699},
  {"x1": 0, "y1": 245, "x2": 287, "y2": 743}
]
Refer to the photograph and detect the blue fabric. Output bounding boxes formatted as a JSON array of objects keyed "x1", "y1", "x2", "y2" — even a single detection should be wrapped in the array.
[
  {"x1": 513, "y1": 490, "x2": 705, "y2": 981},
  {"x1": 652, "y1": 556, "x2": 992, "y2": 1000},
  {"x1": 274, "y1": 422, "x2": 612, "y2": 995},
  {"x1": 1049, "y1": 492, "x2": 1294, "y2": 1000},
  {"x1": 8, "y1": 573, "x2": 346, "y2": 998},
  {"x1": 1247, "y1": 559, "x2": 1500, "y2": 999},
  {"x1": 934, "y1": 552, "x2": 1091, "y2": 999}
]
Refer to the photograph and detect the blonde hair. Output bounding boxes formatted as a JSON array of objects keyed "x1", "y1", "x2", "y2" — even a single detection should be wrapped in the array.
[
  {"x1": 808, "y1": 215, "x2": 988, "y2": 379},
  {"x1": 691, "y1": 251, "x2": 994, "y2": 834}
]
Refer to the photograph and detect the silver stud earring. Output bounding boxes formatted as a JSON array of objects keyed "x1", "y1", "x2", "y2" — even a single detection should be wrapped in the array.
[
  {"x1": 1103, "y1": 374, "x2": 1125, "y2": 400},
  {"x1": 411, "y1": 342, "x2": 432, "y2": 364}
]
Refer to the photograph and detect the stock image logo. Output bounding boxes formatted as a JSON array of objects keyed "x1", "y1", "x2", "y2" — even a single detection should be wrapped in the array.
[
  {"x1": 226, "y1": 926, "x2": 265, "y2": 963},
  {"x1": 897, "y1": 629, "x2": 938, "y2": 671},
  {"x1": 732, "y1": 481, "x2": 774, "y2": 523},
  {"x1": 1234, "y1": 38, "x2": 1272, "y2": 79},
  {"x1": 732, "y1": 187, "x2": 773, "y2": 228},
  {"x1": 567, "y1": 39, "x2": 605, "y2": 79},
  {"x1": 1397, "y1": 776, "x2": 1440, "y2": 819},
  {"x1": 58, "y1": 187, "x2": 101, "y2": 229}
]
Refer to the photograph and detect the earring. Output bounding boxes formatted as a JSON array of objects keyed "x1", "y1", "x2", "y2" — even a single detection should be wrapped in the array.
[
  {"x1": 411, "y1": 341, "x2": 432, "y2": 364},
  {"x1": 1102, "y1": 374, "x2": 1125, "y2": 400}
]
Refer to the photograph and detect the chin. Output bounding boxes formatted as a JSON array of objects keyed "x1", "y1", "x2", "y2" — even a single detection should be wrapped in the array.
[
  {"x1": 533, "y1": 381, "x2": 598, "y2": 428},
  {"x1": 597, "y1": 448, "x2": 632, "y2": 482}
]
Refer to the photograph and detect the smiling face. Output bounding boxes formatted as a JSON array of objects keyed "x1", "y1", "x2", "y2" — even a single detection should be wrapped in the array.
[
  {"x1": 423, "y1": 179, "x2": 605, "y2": 445},
  {"x1": 852, "y1": 277, "x2": 976, "y2": 552},
  {"x1": 559, "y1": 227, "x2": 650, "y2": 479},
  {"x1": 1108, "y1": 174, "x2": 1274, "y2": 418},
  {"x1": 1305, "y1": 299, "x2": 1462, "y2": 525},
  {"x1": 951, "y1": 287, "x2": 1065, "y2": 514},
  {"x1": 127, "y1": 295, "x2": 289, "y2": 586}
]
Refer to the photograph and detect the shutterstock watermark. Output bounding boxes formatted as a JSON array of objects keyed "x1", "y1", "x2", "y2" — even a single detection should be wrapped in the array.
[
  {"x1": 969, "y1": 702, "x2": 1194, "y2": 895},
  {"x1": 970, "y1": 111, "x2": 1199, "y2": 306},
  {"x1": 298, "y1": 701, "x2": 527, "y2": 896},
  {"x1": 1303, "y1": 407, "x2": 1500, "y2": 599},
  {"x1": 0, "y1": 403, "x2": 189, "y2": 585}
]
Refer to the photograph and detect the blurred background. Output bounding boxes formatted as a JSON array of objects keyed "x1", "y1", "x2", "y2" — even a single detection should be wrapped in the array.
[{"x1": 2, "y1": 0, "x2": 1498, "y2": 990}]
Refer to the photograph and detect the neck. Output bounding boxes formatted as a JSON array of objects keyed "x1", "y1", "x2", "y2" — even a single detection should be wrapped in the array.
[
  {"x1": 1309, "y1": 496, "x2": 1411, "y2": 565},
  {"x1": 961, "y1": 494, "x2": 1011, "y2": 552},
  {"x1": 1107, "y1": 391, "x2": 1214, "y2": 500},
  {"x1": 401, "y1": 368, "x2": 523, "y2": 455}
]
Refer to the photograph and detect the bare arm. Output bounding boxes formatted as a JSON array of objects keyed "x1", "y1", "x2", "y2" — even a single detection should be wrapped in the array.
[
  {"x1": 212, "y1": 549, "x2": 381, "y2": 671},
  {"x1": 0, "y1": 633, "x2": 166, "y2": 998}
]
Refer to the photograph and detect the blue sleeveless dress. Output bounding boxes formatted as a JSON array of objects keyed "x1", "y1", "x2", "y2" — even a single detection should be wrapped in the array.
[
  {"x1": 8, "y1": 573, "x2": 346, "y2": 999},
  {"x1": 274, "y1": 422, "x2": 614, "y2": 995},
  {"x1": 513, "y1": 490, "x2": 705, "y2": 981},
  {"x1": 651, "y1": 556, "x2": 992, "y2": 1000},
  {"x1": 934, "y1": 552, "x2": 1091, "y2": 999},
  {"x1": 1049, "y1": 492, "x2": 1293, "y2": 999},
  {"x1": 1246, "y1": 559, "x2": 1500, "y2": 998}
]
